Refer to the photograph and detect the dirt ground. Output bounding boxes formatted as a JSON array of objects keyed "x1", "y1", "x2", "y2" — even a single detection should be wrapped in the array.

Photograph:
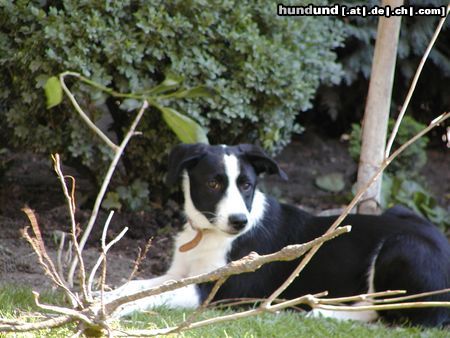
[{"x1": 0, "y1": 130, "x2": 448, "y2": 293}]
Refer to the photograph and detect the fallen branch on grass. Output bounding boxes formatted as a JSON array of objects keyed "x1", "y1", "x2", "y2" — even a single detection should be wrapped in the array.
[{"x1": 102, "y1": 225, "x2": 352, "y2": 315}]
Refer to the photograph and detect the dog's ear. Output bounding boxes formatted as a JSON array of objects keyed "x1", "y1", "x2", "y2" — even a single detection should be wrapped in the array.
[
  {"x1": 238, "y1": 144, "x2": 288, "y2": 180},
  {"x1": 166, "y1": 143, "x2": 208, "y2": 186}
]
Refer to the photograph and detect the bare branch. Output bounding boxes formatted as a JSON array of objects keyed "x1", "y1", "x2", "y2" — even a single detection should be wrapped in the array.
[
  {"x1": 67, "y1": 100, "x2": 149, "y2": 286},
  {"x1": 385, "y1": 6, "x2": 450, "y2": 157},
  {"x1": 170, "y1": 277, "x2": 228, "y2": 334},
  {"x1": 128, "y1": 238, "x2": 153, "y2": 282},
  {"x1": 56, "y1": 231, "x2": 69, "y2": 279},
  {"x1": 104, "y1": 226, "x2": 351, "y2": 314},
  {"x1": 52, "y1": 155, "x2": 89, "y2": 301},
  {"x1": 21, "y1": 209, "x2": 81, "y2": 308},
  {"x1": 87, "y1": 212, "x2": 128, "y2": 297},
  {"x1": 0, "y1": 316, "x2": 72, "y2": 332},
  {"x1": 59, "y1": 72, "x2": 119, "y2": 152},
  {"x1": 33, "y1": 292, "x2": 95, "y2": 327}
]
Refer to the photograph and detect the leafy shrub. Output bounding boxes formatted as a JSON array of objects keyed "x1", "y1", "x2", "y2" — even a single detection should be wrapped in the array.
[
  {"x1": 349, "y1": 116, "x2": 428, "y2": 175},
  {"x1": 381, "y1": 175, "x2": 450, "y2": 233},
  {"x1": 0, "y1": 1, "x2": 344, "y2": 198}
]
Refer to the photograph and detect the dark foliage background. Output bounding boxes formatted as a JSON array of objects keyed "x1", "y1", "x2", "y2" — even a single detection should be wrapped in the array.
[
  {"x1": 0, "y1": 0, "x2": 344, "y2": 200},
  {"x1": 307, "y1": 0, "x2": 449, "y2": 142}
]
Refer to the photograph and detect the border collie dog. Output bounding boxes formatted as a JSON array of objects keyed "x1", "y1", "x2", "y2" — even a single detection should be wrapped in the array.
[{"x1": 107, "y1": 143, "x2": 450, "y2": 327}]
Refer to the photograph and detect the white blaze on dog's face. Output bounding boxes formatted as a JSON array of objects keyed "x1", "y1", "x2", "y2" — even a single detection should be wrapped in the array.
[{"x1": 167, "y1": 144, "x2": 287, "y2": 235}]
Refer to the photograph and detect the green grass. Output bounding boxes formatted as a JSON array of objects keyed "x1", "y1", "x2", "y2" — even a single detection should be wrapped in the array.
[{"x1": 0, "y1": 285, "x2": 448, "y2": 337}]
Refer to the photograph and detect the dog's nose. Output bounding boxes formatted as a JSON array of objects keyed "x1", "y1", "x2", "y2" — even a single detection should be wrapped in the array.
[{"x1": 228, "y1": 214, "x2": 248, "y2": 231}]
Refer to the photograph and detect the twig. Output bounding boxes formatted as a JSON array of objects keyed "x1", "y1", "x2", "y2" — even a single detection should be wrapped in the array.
[
  {"x1": 372, "y1": 288, "x2": 450, "y2": 304},
  {"x1": 128, "y1": 237, "x2": 153, "y2": 282},
  {"x1": 170, "y1": 277, "x2": 228, "y2": 334},
  {"x1": 21, "y1": 209, "x2": 81, "y2": 308},
  {"x1": 0, "y1": 316, "x2": 72, "y2": 332},
  {"x1": 87, "y1": 212, "x2": 128, "y2": 297},
  {"x1": 56, "y1": 231, "x2": 68, "y2": 279},
  {"x1": 385, "y1": 5, "x2": 450, "y2": 157},
  {"x1": 67, "y1": 100, "x2": 148, "y2": 287},
  {"x1": 52, "y1": 155, "x2": 89, "y2": 301},
  {"x1": 32, "y1": 292, "x2": 95, "y2": 327},
  {"x1": 59, "y1": 72, "x2": 119, "y2": 152},
  {"x1": 313, "y1": 301, "x2": 450, "y2": 312},
  {"x1": 317, "y1": 290, "x2": 405, "y2": 304}
]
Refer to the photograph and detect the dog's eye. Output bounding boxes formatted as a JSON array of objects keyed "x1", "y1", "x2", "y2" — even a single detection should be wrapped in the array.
[
  {"x1": 241, "y1": 182, "x2": 252, "y2": 191},
  {"x1": 207, "y1": 179, "x2": 222, "y2": 191}
]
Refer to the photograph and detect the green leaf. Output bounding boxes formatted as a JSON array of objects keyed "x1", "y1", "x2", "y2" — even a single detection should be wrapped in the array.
[
  {"x1": 102, "y1": 192, "x2": 122, "y2": 210},
  {"x1": 120, "y1": 98, "x2": 142, "y2": 111},
  {"x1": 160, "y1": 107, "x2": 209, "y2": 144},
  {"x1": 44, "y1": 76, "x2": 63, "y2": 109},
  {"x1": 145, "y1": 73, "x2": 184, "y2": 95}
]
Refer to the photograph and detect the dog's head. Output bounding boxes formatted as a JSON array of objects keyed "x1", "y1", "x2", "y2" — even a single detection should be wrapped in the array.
[{"x1": 167, "y1": 143, "x2": 287, "y2": 235}]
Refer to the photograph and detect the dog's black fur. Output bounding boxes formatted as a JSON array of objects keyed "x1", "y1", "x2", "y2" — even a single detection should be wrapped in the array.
[{"x1": 166, "y1": 143, "x2": 450, "y2": 327}]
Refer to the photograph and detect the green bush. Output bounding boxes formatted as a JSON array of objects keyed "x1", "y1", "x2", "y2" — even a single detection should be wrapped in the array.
[
  {"x1": 381, "y1": 174, "x2": 450, "y2": 233},
  {"x1": 0, "y1": 1, "x2": 344, "y2": 197},
  {"x1": 349, "y1": 116, "x2": 428, "y2": 175}
]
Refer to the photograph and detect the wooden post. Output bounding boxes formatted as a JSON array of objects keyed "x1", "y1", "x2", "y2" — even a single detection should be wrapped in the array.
[{"x1": 356, "y1": 0, "x2": 404, "y2": 214}]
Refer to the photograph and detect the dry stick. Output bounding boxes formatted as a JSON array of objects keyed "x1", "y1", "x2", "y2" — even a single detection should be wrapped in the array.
[
  {"x1": 104, "y1": 226, "x2": 351, "y2": 315},
  {"x1": 262, "y1": 111, "x2": 450, "y2": 308},
  {"x1": 67, "y1": 100, "x2": 149, "y2": 287},
  {"x1": 385, "y1": 5, "x2": 450, "y2": 157},
  {"x1": 372, "y1": 288, "x2": 450, "y2": 304},
  {"x1": 318, "y1": 290, "x2": 406, "y2": 304},
  {"x1": 32, "y1": 292, "x2": 96, "y2": 327},
  {"x1": 0, "y1": 316, "x2": 72, "y2": 332},
  {"x1": 52, "y1": 155, "x2": 89, "y2": 302},
  {"x1": 170, "y1": 277, "x2": 228, "y2": 335},
  {"x1": 99, "y1": 213, "x2": 129, "y2": 316},
  {"x1": 128, "y1": 237, "x2": 153, "y2": 282},
  {"x1": 56, "y1": 231, "x2": 68, "y2": 279},
  {"x1": 87, "y1": 212, "x2": 129, "y2": 297},
  {"x1": 59, "y1": 72, "x2": 119, "y2": 152},
  {"x1": 313, "y1": 301, "x2": 450, "y2": 313},
  {"x1": 21, "y1": 208, "x2": 81, "y2": 308}
]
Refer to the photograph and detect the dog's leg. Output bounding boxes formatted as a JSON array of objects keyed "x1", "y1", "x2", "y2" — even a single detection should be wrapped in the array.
[
  {"x1": 308, "y1": 306, "x2": 379, "y2": 322},
  {"x1": 112, "y1": 283, "x2": 200, "y2": 317},
  {"x1": 99, "y1": 275, "x2": 201, "y2": 317}
]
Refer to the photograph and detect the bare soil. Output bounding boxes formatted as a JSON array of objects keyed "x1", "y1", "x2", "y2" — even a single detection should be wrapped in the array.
[{"x1": 0, "y1": 130, "x2": 448, "y2": 292}]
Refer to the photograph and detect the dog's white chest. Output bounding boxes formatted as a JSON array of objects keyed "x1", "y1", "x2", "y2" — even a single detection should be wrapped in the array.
[{"x1": 169, "y1": 226, "x2": 234, "y2": 278}]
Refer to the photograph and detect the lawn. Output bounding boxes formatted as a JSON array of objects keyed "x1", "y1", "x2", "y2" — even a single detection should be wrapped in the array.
[{"x1": 0, "y1": 285, "x2": 448, "y2": 337}]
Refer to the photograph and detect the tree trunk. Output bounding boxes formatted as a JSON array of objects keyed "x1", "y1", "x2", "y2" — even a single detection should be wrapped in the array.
[{"x1": 356, "y1": 0, "x2": 404, "y2": 215}]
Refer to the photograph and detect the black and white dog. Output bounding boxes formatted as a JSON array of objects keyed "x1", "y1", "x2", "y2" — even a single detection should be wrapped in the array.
[{"x1": 106, "y1": 143, "x2": 450, "y2": 327}]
